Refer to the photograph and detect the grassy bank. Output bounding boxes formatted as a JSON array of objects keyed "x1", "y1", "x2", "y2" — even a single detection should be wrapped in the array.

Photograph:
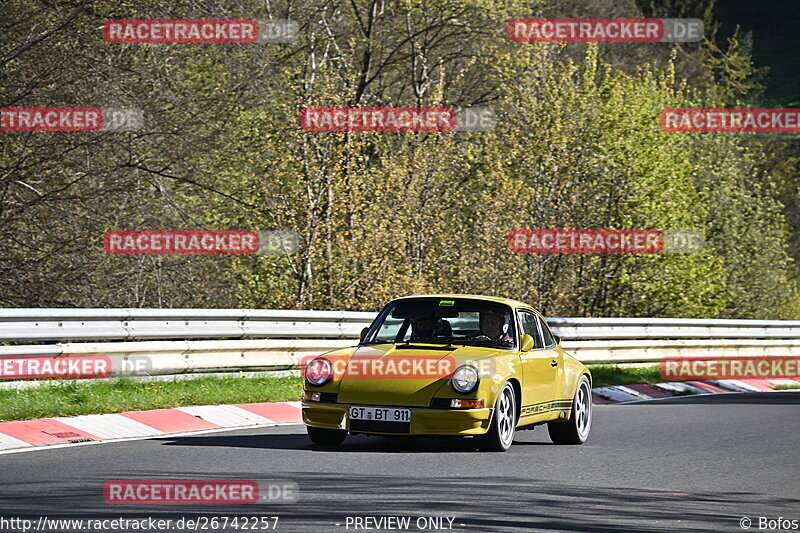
[
  {"x1": 0, "y1": 376, "x2": 302, "y2": 422},
  {"x1": 587, "y1": 364, "x2": 668, "y2": 388},
  {"x1": 0, "y1": 365, "x2": 746, "y2": 422}
]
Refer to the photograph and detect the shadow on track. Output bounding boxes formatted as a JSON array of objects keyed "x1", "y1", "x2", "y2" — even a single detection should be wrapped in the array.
[{"x1": 156, "y1": 432, "x2": 554, "y2": 453}]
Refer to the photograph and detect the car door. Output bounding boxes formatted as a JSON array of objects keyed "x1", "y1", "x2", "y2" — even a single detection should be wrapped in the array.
[{"x1": 517, "y1": 310, "x2": 558, "y2": 421}]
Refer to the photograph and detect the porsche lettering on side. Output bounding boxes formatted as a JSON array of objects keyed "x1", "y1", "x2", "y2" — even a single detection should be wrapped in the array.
[{"x1": 301, "y1": 295, "x2": 592, "y2": 451}]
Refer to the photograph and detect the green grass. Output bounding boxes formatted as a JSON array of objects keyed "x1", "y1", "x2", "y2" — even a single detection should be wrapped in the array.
[
  {"x1": 587, "y1": 364, "x2": 670, "y2": 388},
  {"x1": 0, "y1": 376, "x2": 302, "y2": 422},
  {"x1": 775, "y1": 384, "x2": 800, "y2": 390},
  {"x1": 0, "y1": 365, "x2": 710, "y2": 422}
]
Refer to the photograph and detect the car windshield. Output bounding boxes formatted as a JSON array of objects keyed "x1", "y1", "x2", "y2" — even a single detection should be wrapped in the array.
[{"x1": 363, "y1": 298, "x2": 516, "y2": 349}]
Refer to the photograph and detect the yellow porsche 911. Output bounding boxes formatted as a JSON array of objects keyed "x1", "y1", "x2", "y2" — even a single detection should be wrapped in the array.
[{"x1": 301, "y1": 295, "x2": 592, "y2": 451}]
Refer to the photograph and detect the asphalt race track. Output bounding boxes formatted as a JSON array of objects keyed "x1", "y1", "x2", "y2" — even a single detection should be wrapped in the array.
[{"x1": 0, "y1": 392, "x2": 798, "y2": 533}]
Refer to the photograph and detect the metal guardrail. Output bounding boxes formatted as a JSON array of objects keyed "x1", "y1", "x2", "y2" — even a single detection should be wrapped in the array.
[
  {"x1": 4, "y1": 309, "x2": 800, "y2": 343},
  {"x1": 0, "y1": 308, "x2": 375, "y2": 342},
  {"x1": 547, "y1": 317, "x2": 800, "y2": 339},
  {"x1": 1, "y1": 310, "x2": 799, "y2": 381}
]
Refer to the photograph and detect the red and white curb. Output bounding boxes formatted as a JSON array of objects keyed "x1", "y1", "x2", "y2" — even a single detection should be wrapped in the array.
[
  {"x1": 0, "y1": 402, "x2": 302, "y2": 453},
  {"x1": 592, "y1": 378, "x2": 800, "y2": 404}
]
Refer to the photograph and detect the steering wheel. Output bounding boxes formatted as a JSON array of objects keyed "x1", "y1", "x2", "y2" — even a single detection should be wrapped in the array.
[{"x1": 463, "y1": 331, "x2": 490, "y2": 340}]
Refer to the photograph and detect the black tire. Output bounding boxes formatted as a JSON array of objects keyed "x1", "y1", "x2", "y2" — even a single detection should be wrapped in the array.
[
  {"x1": 476, "y1": 382, "x2": 516, "y2": 452},
  {"x1": 307, "y1": 426, "x2": 347, "y2": 446},
  {"x1": 548, "y1": 375, "x2": 592, "y2": 445}
]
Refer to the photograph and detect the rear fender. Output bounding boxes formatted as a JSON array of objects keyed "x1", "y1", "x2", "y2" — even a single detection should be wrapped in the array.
[{"x1": 555, "y1": 350, "x2": 591, "y2": 401}]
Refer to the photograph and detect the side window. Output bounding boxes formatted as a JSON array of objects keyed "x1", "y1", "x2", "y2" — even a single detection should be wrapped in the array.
[
  {"x1": 518, "y1": 311, "x2": 544, "y2": 349},
  {"x1": 537, "y1": 316, "x2": 556, "y2": 348}
]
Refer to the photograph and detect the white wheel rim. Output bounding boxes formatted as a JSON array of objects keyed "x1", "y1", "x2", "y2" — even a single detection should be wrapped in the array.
[
  {"x1": 497, "y1": 386, "x2": 515, "y2": 447},
  {"x1": 575, "y1": 381, "x2": 591, "y2": 439}
]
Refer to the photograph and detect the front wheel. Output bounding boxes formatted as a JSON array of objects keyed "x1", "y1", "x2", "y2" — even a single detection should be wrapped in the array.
[
  {"x1": 548, "y1": 375, "x2": 592, "y2": 445},
  {"x1": 307, "y1": 426, "x2": 347, "y2": 446},
  {"x1": 477, "y1": 382, "x2": 516, "y2": 452}
]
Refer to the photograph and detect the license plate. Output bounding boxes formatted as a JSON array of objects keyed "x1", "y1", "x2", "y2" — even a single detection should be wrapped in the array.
[{"x1": 348, "y1": 406, "x2": 411, "y2": 423}]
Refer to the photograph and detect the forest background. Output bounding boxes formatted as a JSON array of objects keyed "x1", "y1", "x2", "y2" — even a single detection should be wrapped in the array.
[{"x1": 2, "y1": 0, "x2": 799, "y2": 319}]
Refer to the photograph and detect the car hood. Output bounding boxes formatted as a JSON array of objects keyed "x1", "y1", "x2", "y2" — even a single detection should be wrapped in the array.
[{"x1": 333, "y1": 343, "x2": 503, "y2": 407}]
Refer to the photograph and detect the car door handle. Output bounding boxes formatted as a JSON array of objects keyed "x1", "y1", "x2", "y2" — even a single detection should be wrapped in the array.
[{"x1": 550, "y1": 360, "x2": 558, "y2": 367}]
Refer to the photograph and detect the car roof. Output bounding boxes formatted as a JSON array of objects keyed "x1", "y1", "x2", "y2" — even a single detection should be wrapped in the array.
[{"x1": 393, "y1": 294, "x2": 540, "y2": 313}]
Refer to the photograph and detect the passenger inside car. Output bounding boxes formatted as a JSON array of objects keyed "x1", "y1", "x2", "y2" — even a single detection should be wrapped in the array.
[{"x1": 410, "y1": 316, "x2": 451, "y2": 341}]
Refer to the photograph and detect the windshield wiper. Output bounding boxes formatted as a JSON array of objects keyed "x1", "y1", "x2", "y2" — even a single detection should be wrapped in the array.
[
  {"x1": 395, "y1": 343, "x2": 454, "y2": 351},
  {"x1": 456, "y1": 339, "x2": 512, "y2": 347}
]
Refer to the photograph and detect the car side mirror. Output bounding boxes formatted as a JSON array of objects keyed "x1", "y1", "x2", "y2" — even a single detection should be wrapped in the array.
[
  {"x1": 359, "y1": 327, "x2": 370, "y2": 343},
  {"x1": 553, "y1": 334, "x2": 561, "y2": 345},
  {"x1": 520, "y1": 334, "x2": 535, "y2": 352}
]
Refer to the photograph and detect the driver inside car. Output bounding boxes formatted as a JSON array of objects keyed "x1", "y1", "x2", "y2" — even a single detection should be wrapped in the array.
[{"x1": 480, "y1": 310, "x2": 512, "y2": 343}]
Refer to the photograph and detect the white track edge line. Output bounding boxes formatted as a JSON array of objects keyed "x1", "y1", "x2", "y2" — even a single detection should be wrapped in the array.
[{"x1": 612, "y1": 389, "x2": 794, "y2": 405}]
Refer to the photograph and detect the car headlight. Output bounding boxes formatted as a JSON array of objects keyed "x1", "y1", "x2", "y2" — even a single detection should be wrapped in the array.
[
  {"x1": 305, "y1": 357, "x2": 333, "y2": 386},
  {"x1": 451, "y1": 365, "x2": 479, "y2": 394}
]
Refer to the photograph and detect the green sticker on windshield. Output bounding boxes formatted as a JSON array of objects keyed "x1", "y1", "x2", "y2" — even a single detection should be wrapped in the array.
[{"x1": 438, "y1": 300, "x2": 455, "y2": 306}]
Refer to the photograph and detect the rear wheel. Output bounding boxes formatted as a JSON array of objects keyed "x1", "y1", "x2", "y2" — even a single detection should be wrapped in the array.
[
  {"x1": 477, "y1": 382, "x2": 516, "y2": 452},
  {"x1": 307, "y1": 426, "x2": 347, "y2": 446},
  {"x1": 548, "y1": 375, "x2": 592, "y2": 445}
]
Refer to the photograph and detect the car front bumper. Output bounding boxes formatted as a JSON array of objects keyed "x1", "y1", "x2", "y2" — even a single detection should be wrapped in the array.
[{"x1": 302, "y1": 401, "x2": 493, "y2": 436}]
